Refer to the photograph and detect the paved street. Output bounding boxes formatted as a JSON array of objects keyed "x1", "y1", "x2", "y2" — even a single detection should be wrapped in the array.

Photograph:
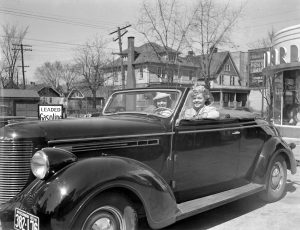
[{"x1": 141, "y1": 163, "x2": 300, "y2": 230}]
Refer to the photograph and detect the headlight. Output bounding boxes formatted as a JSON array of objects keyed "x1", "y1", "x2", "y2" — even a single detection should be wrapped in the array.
[{"x1": 31, "y1": 150, "x2": 49, "y2": 179}]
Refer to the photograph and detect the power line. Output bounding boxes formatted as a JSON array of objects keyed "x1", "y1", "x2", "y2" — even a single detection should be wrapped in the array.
[
  {"x1": 0, "y1": 6, "x2": 118, "y2": 26},
  {"x1": 0, "y1": 35, "x2": 118, "y2": 52},
  {"x1": 0, "y1": 8, "x2": 113, "y2": 30}
]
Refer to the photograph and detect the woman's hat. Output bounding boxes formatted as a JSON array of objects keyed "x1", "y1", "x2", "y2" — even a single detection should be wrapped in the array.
[{"x1": 153, "y1": 92, "x2": 171, "y2": 100}]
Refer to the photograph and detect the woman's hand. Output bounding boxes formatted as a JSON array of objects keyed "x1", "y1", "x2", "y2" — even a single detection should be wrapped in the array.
[{"x1": 195, "y1": 112, "x2": 208, "y2": 119}]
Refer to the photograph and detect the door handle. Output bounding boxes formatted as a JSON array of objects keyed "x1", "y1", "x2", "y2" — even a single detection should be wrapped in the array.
[{"x1": 232, "y1": 131, "x2": 240, "y2": 135}]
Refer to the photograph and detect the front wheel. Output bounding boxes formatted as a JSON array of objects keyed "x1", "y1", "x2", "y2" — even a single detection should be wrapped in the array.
[
  {"x1": 259, "y1": 155, "x2": 287, "y2": 202},
  {"x1": 74, "y1": 193, "x2": 138, "y2": 230}
]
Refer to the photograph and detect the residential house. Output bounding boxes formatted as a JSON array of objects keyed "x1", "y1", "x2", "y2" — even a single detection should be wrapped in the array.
[
  {"x1": 27, "y1": 83, "x2": 62, "y2": 105},
  {"x1": 104, "y1": 37, "x2": 198, "y2": 88},
  {"x1": 191, "y1": 51, "x2": 250, "y2": 109}
]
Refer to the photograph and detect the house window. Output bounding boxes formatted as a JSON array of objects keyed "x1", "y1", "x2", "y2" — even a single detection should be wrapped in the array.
[
  {"x1": 168, "y1": 54, "x2": 175, "y2": 62},
  {"x1": 157, "y1": 67, "x2": 162, "y2": 77},
  {"x1": 169, "y1": 69, "x2": 174, "y2": 79},
  {"x1": 188, "y1": 71, "x2": 193, "y2": 81},
  {"x1": 230, "y1": 76, "x2": 235, "y2": 85},
  {"x1": 224, "y1": 64, "x2": 230, "y2": 72},
  {"x1": 139, "y1": 67, "x2": 143, "y2": 80},
  {"x1": 219, "y1": 75, "x2": 224, "y2": 85},
  {"x1": 49, "y1": 97, "x2": 53, "y2": 103},
  {"x1": 114, "y1": 73, "x2": 118, "y2": 82}
]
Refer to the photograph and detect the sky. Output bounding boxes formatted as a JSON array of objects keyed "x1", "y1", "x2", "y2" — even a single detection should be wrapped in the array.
[{"x1": 0, "y1": 0, "x2": 300, "y2": 83}]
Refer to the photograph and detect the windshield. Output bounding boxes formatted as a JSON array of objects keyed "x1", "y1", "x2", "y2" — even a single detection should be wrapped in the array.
[{"x1": 103, "y1": 89, "x2": 181, "y2": 117}]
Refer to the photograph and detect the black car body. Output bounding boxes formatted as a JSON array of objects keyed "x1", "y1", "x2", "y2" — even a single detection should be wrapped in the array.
[{"x1": 0, "y1": 87, "x2": 297, "y2": 230}]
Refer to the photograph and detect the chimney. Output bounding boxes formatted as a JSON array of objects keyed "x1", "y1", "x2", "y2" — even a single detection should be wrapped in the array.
[
  {"x1": 188, "y1": 51, "x2": 194, "y2": 56},
  {"x1": 126, "y1": 36, "x2": 136, "y2": 88},
  {"x1": 210, "y1": 46, "x2": 218, "y2": 53}
]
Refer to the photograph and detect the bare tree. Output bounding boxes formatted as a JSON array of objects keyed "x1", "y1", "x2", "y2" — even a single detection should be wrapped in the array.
[
  {"x1": 0, "y1": 61, "x2": 6, "y2": 87},
  {"x1": 35, "y1": 61, "x2": 63, "y2": 91},
  {"x1": 0, "y1": 23, "x2": 28, "y2": 88},
  {"x1": 248, "y1": 28, "x2": 275, "y2": 49},
  {"x1": 250, "y1": 30, "x2": 276, "y2": 121},
  {"x1": 60, "y1": 63, "x2": 79, "y2": 93},
  {"x1": 74, "y1": 37, "x2": 109, "y2": 109},
  {"x1": 189, "y1": 0, "x2": 244, "y2": 89},
  {"x1": 136, "y1": 0, "x2": 197, "y2": 84}
]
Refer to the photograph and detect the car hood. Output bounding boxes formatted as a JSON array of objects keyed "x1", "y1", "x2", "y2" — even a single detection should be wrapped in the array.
[{"x1": 0, "y1": 115, "x2": 168, "y2": 141}]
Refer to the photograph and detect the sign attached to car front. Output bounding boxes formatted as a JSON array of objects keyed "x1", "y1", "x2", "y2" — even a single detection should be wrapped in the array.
[{"x1": 14, "y1": 208, "x2": 39, "y2": 230}]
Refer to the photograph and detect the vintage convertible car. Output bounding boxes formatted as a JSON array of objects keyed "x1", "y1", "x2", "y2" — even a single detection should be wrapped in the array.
[{"x1": 0, "y1": 87, "x2": 297, "y2": 230}]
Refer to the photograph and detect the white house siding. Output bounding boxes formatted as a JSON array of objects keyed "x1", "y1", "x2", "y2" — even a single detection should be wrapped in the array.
[
  {"x1": 213, "y1": 75, "x2": 240, "y2": 88},
  {"x1": 105, "y1": 65, "x2": 195, "y2": 87}
]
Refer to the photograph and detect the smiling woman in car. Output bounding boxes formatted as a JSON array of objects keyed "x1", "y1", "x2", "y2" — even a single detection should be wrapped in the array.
[{"x1": 183, "y1": 84, "x2": 220, "y2": 119}]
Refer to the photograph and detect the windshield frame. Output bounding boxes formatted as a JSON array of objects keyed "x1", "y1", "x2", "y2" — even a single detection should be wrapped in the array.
[{"x1": 102, "y1": 88, "x2": 183, "y2": 118}]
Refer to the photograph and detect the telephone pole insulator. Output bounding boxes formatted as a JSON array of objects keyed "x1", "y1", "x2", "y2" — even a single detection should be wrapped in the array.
[{"x1": 12, "y1": 43, "x2": 32, "y2": 89}]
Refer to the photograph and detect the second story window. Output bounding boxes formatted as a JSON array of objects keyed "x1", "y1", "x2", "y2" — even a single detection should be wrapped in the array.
[
  {"x1": 230, "y1": 76, "x2": 235, "y2": 85},
  {"x1": 188, "y1": 71, "x2": 193, "y2": 81},
  {"x1": 224, "y1": 64, "x2": 230, "y2": 72},
  {"x1": 157, "y1": 67, "x2": 162, "y2": 77},
  {"x1": 168, "y1": 54, "x2": 176, "y2": 62},
  {"x1": 139, "y1": 67, "x2": 143, "y2": 80},
  {"x1": 219, "y1": 75, "x2": 224, "y2": 85}
]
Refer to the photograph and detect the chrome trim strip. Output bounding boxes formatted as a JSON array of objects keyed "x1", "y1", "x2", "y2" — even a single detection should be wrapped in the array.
[
  {"x1": 56, "y1": 139, "x2": 160, "y2": 152},
  {"x1": 48, "y1": 133, "x2": 173, "y2": 145},
  {"x1": 177, "y1": 124, "x2": 267, "y2": 134},
  {"x1": 58, "y1": 142, "x2": 160, "y2": 152}
]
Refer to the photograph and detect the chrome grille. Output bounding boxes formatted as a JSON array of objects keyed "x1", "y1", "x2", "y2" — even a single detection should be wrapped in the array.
[{"x1": 0, "y1": 140, "x2": 33, "y2": 204}]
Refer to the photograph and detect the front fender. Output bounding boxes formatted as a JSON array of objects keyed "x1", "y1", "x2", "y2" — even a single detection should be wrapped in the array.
[
  {"x1": 30, "y1": 157, "x2": 177, "y2": 229},
  {"x1": 252, "y1": 137, "x2": 297, "y2": 184}
]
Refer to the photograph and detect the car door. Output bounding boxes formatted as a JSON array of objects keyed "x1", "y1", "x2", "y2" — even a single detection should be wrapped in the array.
[
  {"x1": 173, "y1": 118, "x2": 242, "y2": 203},
  {"x1": 237, "y1": 123, "x2": 269, "y2": 181}
]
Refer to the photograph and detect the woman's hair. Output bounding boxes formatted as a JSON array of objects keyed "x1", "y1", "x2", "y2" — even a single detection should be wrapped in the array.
[{"x1": 192, "y1": 83, "x2": 214, "y2": 105}]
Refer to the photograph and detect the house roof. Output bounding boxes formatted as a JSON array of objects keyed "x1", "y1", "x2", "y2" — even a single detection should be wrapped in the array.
[
  {"x1": 106, "y1": 42, "x2": 196, "y2": 68},
  {"x1": 67, "y1": 88, "x2": 85, "y2": 99},
  {"x1": 26, "y1": 84, "x2": 62, "y2": 96},
  {"x1": 123, "y1": 42, "x2": 178, "y2": 55},
  {"x1": 0, "y1": 89, "x2": 40, "y2": 98},
  {"x1": 190, "y1": 52, "x2": 229, "y2": 75},
  {"x1": 189, "y1": 51, "x2": 240, "y2": 79}
]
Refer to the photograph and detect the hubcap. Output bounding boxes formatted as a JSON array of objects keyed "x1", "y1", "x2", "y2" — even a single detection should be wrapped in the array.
[
  {"x1": 270, "y1": 162, "x2": 284, "y2": 191},
  {"x1": 92, "y1": 217, "x2": 115, "y2": 230},
  {"x1": 83, "y1": 206, "x2": 124, "y2": 230}
]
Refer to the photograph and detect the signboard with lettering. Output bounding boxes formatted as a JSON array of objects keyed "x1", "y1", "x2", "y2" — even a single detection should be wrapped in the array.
[
  {"x1": 38, "y1": 105, "x2": 63, "y2": 121},
  {"x1": 248, "y1": 48, "x2": 268, "y2": 88}
]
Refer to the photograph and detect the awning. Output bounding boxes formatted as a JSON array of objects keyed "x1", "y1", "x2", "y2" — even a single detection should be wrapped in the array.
[{"x1": 262, "y1": 62, "x2": 300, "y2": 75}]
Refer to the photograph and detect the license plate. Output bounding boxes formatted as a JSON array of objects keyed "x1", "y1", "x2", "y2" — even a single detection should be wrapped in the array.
[{"x1": 14, "y1": 208, "x2": 39, "y2": 230}]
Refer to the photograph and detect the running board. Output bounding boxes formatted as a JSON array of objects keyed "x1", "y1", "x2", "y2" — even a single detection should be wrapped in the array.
[{"x1": 176, "y1": 183, "x2": 265, "y2": 221}]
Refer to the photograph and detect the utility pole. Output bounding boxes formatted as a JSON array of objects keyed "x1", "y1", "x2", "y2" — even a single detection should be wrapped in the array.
[
  {"x1": 110, "y1": 25, "x2": 131, "y2": 89},
  {"x1": 12, "y1": 44, "x2": 32, "y2": 89}
]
